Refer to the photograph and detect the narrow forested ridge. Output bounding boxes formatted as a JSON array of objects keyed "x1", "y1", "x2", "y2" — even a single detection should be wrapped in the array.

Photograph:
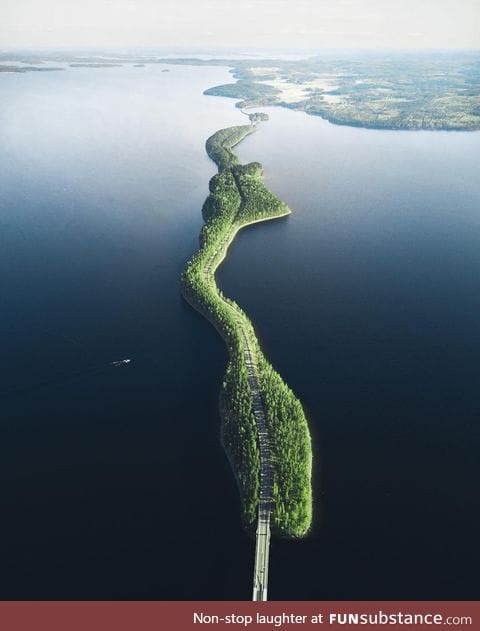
[{"x1": 181, "y1": 122, "x2": 312, "y2": 537}]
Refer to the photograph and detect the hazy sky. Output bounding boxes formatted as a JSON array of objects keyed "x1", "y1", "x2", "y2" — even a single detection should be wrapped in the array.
[{"x1": 1, "y1": 0, "x2": 479, "y2": 50}]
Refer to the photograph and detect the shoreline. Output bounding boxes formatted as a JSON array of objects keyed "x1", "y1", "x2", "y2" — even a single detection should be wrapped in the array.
[{"x1": 241, "y1": 101, "x2": 480, "y2": 133}]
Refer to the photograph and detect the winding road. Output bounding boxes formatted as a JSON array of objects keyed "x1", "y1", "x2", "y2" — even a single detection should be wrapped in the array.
[{"x1": 202, "y1": 195, "x2": 274, "y2": 601}]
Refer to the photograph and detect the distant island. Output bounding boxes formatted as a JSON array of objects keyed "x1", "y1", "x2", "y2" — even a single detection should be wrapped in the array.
[
  {"x1": 247, "y1": 111, "x2": 269, "y2": 123},
  {"x1": 181, "y1": 123, "x2": 312, "y2": 537},
  {"x1": 69, "y1": 63, "x2": 123, "y2": 68},
  {"x1": 0, "y1": 65, "x2": 64, "y2": 73}
]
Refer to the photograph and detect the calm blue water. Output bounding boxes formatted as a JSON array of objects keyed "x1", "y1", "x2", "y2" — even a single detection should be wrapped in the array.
[
  {"x1": 0, "y1": 64, "x2": 253, "y2": 598},
  {"x1": 1, "y1": 66, "x2": 479, "y2": 599}
]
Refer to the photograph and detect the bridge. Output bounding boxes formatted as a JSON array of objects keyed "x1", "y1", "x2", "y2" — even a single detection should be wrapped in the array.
[
  {"x1": 237, "y1": 326, "x2": 273, "y2": 601},
  {"x1": 252, "y1": 510, "x2": 271, "y2": 600}
]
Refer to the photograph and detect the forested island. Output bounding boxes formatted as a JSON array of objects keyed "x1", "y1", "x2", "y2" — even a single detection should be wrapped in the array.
[{"x1": 181, "y1": 123, "x2": 312, "y2": 537}]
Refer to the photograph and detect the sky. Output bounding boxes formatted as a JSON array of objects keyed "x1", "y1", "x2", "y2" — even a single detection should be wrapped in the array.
[{"x1": 1, "y1": 0, "x2": 479, "y2": 51}]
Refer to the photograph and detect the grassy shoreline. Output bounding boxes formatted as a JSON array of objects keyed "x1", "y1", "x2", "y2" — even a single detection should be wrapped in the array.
[{"x1": 181, "y1": 123, "x2": 312, "y2": 537}]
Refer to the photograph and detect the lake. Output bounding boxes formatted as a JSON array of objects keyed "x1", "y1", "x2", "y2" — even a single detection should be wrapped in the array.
[{"x1": 1, "y1": 64, "x2": 479, "y2": 599}]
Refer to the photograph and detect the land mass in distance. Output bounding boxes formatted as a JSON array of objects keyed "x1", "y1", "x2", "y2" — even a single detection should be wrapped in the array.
[
  {"x1": 178, "y1": 52, "x2": 480, "y2": 131},
  {"x1": 3, "y1": 50, "x2": 479, "y2": 131}
]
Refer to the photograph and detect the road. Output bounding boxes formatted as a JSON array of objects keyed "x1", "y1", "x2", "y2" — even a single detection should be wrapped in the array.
[{"x1": 203, "y1": 214, "x2": 273, "y2": 602}]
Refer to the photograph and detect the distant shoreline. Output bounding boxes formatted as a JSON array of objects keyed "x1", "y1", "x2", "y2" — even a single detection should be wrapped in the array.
[{"x1": 2, "y1": 51, "x2": 479, "y2": 131}]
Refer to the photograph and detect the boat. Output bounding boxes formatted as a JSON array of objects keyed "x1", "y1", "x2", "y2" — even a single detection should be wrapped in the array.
[{"x1": 110, "y1": 359, "x2": 131, "y2": 366}]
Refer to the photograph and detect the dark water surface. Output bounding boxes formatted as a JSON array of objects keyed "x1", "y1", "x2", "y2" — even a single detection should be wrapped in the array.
[
  {"x1": 1, "y1": 67, "x2": 479, "y2": 599},
  {"x1": 225, "y1": 108, "x2": 480, "y2": 599}
]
